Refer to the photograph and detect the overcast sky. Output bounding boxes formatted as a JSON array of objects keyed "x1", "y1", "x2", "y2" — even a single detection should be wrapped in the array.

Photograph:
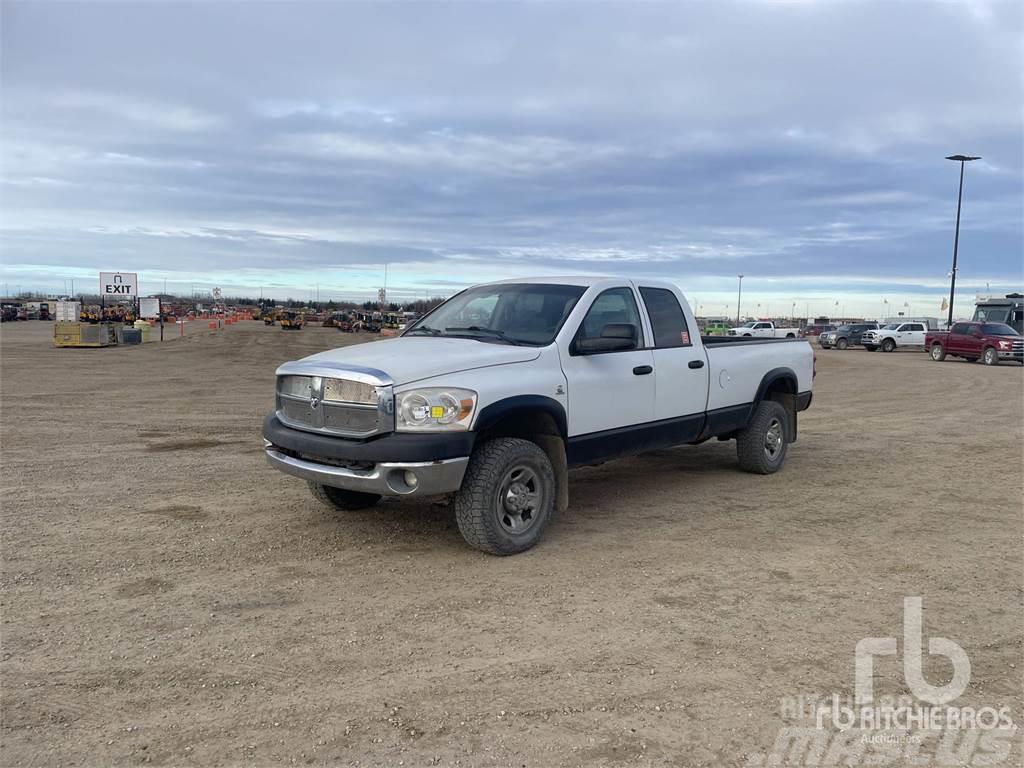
[{"x1": 1, "y1": 0, "x2": 1021, "y2": 317}]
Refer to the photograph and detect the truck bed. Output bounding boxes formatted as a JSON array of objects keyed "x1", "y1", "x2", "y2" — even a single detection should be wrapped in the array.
[
  {"x1": 702, "y1": 336, "x2": 814, "y2": 412},
  {"x1": 701, "y1": 335, "x2": 805, "y2": 345}
]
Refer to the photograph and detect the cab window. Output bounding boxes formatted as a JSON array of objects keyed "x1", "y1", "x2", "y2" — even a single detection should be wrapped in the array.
[
  {"x1": 577, "y1": 288, "x2": 643, "y2": 350},
  {"x1": 639, "y1": 287, "x2": 691, "y2": 348}
]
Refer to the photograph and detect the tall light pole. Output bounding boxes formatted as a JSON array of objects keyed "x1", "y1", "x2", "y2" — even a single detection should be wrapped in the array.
[
  {"x1": 945, "y1": 154, "x2": 980, "y2": 328},
  {"x1": 736, "y1": 275, "x2": 744, "y2": 324}
]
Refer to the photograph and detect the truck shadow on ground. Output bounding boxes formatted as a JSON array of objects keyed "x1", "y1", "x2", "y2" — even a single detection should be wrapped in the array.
[{"x1": 303, "y1": 441, "x2": 749, "y2": 554}]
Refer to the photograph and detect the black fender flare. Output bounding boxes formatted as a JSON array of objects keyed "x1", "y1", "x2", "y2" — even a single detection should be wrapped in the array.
[
  {"x1": 750, "y1": 367, "x2": 799, "y2": 438},
  {"x1": 472, "y1": 395, "x2": 570, "y2": 511},
  {"x1": 473, "y1": 394, "x2": 568, "y2": 441}
]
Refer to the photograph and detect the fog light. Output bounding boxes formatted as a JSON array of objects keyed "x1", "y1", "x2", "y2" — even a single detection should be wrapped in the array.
[{"x1": 404, "y1": 470, "x2": 419, "y2": 489}]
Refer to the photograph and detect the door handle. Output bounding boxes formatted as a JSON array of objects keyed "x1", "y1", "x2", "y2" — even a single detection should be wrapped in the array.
[
  {"x1": 688, "y1": 360, "x2": 705, "y2": 369},
  {"x1": 632, "y1": 365, "x2": 653, "y2": 375}
]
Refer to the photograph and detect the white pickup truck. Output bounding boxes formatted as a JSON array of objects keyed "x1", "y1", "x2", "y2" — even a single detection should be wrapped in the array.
[
  {"x1": 263, "y1": 277, "x2": 815, "y2": 555},
  {"x1": 860, "y1": 321, "x2": 930, "y2": 352},
  {"x1": 727, "y1": 321, "x2": 800, "y2": 338}
]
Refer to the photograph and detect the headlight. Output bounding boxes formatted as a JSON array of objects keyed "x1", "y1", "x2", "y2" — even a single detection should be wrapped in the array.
[
  {"x1": 395, "y1": 387, "x2": 477, "y2": 432},
  {"x1": 999, "y1": 340, "x2": 1011, "y2": 349}
]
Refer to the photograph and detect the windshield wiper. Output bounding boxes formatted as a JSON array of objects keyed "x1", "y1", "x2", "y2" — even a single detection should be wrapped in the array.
[
  {"x1": 405, "y1": 325, "x2": 442, "y2": 336},
  {"x1": 444, "y1": 326, "x2": 524, "y2": 345}
]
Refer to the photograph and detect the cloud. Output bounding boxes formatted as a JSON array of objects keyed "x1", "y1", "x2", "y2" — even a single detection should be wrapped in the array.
[{"x1": 0, "y1": 0, "x2": 1020, "y2": 314}]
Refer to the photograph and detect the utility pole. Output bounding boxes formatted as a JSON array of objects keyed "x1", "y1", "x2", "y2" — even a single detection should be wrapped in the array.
[
  {"x1": 736, "y1": 275, "x2": 744, "y2": 325},
  {"x1": 944, "y1": 154, "x2": 981, "y2": 328}
]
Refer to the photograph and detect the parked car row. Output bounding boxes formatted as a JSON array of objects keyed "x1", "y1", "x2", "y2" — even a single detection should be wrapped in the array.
[{"x1": 816, "y1": 319, "x2": 1022, "y2": 365}]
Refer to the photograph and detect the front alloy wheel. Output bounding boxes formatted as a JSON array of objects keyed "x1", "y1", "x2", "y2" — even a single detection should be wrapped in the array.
[
  {"x1": 983, "y1": 347, "x2": 999, "y2": 366},
  {"x1": 882, "y1": 338, "x2": 896, "y2": 353}
]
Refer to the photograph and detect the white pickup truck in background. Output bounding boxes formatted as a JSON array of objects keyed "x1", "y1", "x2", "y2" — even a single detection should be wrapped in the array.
[
  {"x1": 860, "y1": 321, "x2": 931, "y2": 352},
  {"x1": 264, "y1": 277, "x2": 815, "y2": 555},
  {"x1": 728, "y1": 321, "x2": 800, "y2": 338}
]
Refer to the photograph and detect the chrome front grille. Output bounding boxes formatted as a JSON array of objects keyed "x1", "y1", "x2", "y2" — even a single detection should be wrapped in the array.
[{"x1": 274, "y1": 363, "x2": 394, "y2": 438}]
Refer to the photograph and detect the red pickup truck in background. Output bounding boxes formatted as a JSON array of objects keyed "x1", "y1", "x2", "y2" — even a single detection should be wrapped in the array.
[{"x1": 925, "y1": 322, "x2": 1023, "y2": 366}]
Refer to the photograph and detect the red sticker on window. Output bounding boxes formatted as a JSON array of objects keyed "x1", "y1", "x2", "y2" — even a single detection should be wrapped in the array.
[{"x1": 680, "y1": 330, "x2": 690, "y2": 344}]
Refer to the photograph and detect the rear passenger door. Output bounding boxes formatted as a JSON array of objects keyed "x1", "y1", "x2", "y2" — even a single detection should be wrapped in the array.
[
  {"x1": 904, "y1": 323, "x2": 926, "y2": 346},
  {"x1": 638, "y1": 287, "x2": 709, "y2": 433}
]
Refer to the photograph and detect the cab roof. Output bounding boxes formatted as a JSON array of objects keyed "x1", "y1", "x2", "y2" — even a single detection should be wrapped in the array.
[{"x1": 484, "y1": 275, "x2": 681, "y2": 291}]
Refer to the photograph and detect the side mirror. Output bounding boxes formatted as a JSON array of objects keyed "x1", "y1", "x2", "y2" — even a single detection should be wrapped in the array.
[
  {"x1": 576, "y1": 323, "x2": 638, "y2": 354},
  {"x1": 971, "y1": 329, "x2": 984, "y2": 338}
]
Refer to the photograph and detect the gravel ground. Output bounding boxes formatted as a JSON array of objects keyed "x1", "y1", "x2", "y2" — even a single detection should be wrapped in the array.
[{"x1": 2, "y1": 320, "x2": 1021, "y2": 766}]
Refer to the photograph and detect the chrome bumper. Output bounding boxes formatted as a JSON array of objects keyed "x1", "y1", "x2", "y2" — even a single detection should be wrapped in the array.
[{"x1": 264, "y1": 443, "x2": 469, "y2": 496}]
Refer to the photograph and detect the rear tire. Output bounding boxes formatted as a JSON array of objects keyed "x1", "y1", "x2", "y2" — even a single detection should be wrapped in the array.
[
  {"x1": 982, "y1": 347, "x2": 999, "y2": 366},
  {"x1": 930, "y1": 343, "x2": 946, "y2": 361},
  {"x1": 836, "y1": 338, "x2": 849, "y2": 350},
  {"x1": 882, "y1": 338, "x2": 896, "y2": 353},
  {"x1": 736, "y1": 400, "x2": 789, "y2": 475},
  {"x1": 453, "y1": 438, "x2": 556, "y2": 555},
  {"x1": 308, "y1": 482, "x2": 381, "y2": 510}
]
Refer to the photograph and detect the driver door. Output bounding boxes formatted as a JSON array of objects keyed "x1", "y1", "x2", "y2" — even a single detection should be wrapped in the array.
[{"x1": 560, "y1": 286, "x2": 654, "y2": 439}]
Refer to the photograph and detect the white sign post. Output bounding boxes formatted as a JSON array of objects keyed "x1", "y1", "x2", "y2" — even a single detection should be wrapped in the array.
[
  {"x1": 140, "y1": 296, "x2": 163, "y2": 342},
  {"x1": 99, "y1": 272, "x2": 138, "y2": 298}
]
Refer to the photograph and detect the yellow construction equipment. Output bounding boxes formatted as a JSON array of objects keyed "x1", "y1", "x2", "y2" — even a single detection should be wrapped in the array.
[
  {"x1": 279, "y1": 311, "x2": 304, "y2": 330},
  {"x1": 53, "y1": 322, "x2": 117, "y2": 347}
]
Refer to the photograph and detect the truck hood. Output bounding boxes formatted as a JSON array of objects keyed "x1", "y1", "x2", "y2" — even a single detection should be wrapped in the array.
[{"x1": 296, "y1": 337, "x2": 542, "y2": 386}]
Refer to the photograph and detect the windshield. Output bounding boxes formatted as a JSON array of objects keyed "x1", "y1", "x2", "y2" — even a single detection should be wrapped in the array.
[
  {"x1": 740, "y1": 321, "x2": 758, "y2": 327},
  {"x1": 882, "y1": 323, "x2": 900, "y2": 330},
  {"x1": 981, "y1": 323, "x2": 1019, "y2": 336},
  {"x1": 405, "y1": 283, "x2": 586, "y2": 346},
  {"x1": 974, "y1": 306, "x2": 1009, "y2": 324}
]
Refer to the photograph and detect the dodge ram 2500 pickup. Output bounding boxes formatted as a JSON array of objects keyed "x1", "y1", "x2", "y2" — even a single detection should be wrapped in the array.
[
  {"x1": 263, "y1": 277, "x2": 815, "y2": 555},
  {"x1": 727, "y1": 321, "x2": 800, "y2": 338}
]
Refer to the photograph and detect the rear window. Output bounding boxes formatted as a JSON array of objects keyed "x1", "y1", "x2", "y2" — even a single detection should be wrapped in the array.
[{"x1": 639, "y1": 287, "x2": 691, "y2": 348}]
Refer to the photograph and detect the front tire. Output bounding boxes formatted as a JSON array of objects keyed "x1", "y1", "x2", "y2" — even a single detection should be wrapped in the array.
[
  {"x1": 930, "y1": 343, "x2": 946, "y2": 361},
  {"x1": 882, "y1": 338, "x2": 896, "y2": 353},
  {"x1": 836, "y1": 338, "x2": 849, "y2": 350},
  {"x1": 308, "y1": 482, "x2": 381, "y2": 510},
  {"x1": 736, "y1": 400, "x2": 789, "y2": 475},
  {"x1": 453, "y1": 438, "x2": 556, "y2": 555},
  {"x1": 982, "y1": 347, "x2": 999, "y2": 366}
]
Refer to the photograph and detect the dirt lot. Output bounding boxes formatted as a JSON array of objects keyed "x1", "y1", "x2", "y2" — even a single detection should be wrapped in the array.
[{"x1": 2, "y1": 320, "x2": 1021, "y2": 766}]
